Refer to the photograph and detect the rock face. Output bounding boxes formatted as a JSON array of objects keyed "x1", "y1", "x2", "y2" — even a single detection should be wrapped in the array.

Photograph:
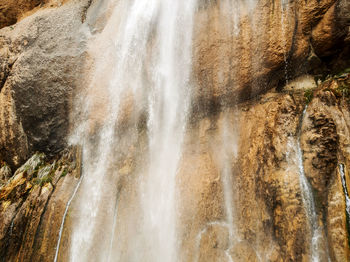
[
  {"x1": 302, "y1": 74, "x2": 350, "y2": 261},
  {"x1": 98, "y1": 74, "x2": 349, "y2": 261},
  {"x1": 0, "y1": 0, "x2": 350, "y2": 261},
  {"x1": 0, "y1": 0, "x2": 42, "y2": 29},
  {"x1": 0, "y1": 0, "x2": 349, "y2": 168},
  {"x1": 0, "y1": 147, "x2": 81, "y2": 262},
  {"x1": 192, "y1": 0, "x2": 350, "y2": 108},
  {"x1": 178, "y1": 90, "x2": 308, "y2": 261},
  {"x1": 0, "y1": 0, "x2": 91, "y2": 168}
]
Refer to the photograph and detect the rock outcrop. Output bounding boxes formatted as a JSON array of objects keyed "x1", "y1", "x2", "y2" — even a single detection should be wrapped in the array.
[
  {"x1": 0, "y1": 147, "x2": 81, "y2": 262},
  {"x1": 192, "y1": 0, "x2": 350, "y2": 109},
  {"x1": 0, "y1": 0, "x2": 91, "y2": 168},
  {"x1": 176, "y1": 74, "x2": 350, "y2": 261}
]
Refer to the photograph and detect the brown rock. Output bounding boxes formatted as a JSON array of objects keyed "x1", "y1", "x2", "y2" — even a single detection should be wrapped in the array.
[
  {"x1": 230, "y1": 241, "x2": 259, "y2": 262},
  {"x1": 198, "y1": 224, "x2": 230, "y2": 262},
  {"x1": 0, "y1": 147, "x2": 81, "y2": 262},
  {"x1": 191, "y1": 0, "x2": 350, "y2": 110},
  {"x1": 0, "y1": 163, "x2": 11, "y2": 186},
  {"x1": 327, "y1": 166, "x2": 350, "y2": 261},
  {"x1": 0, "y1": 0, "x2": 43, "y2": 29},
  {"x1": 0, "y1": 0, "x2": 91, "y2": 168}
]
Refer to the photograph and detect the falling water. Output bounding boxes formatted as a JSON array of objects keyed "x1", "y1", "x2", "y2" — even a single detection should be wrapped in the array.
[
  {"x1": 106, "y1": 194, "x2": 120, "y2": 262},
  {"x1": 54, "y1": 174, "x2": 84, "y2": 262},
  {"x1": 55, "y1": 0, "x2": 331, "y2": 261},
  {"x1": 339, "y1": 164, "x2": 350, "y2": 222},
  {"x1": 296, "y1": 106, "x2": 325, "y2": 262},
  {"x1": 280, "y1": 0, "x2": 289, "y2": 84},
  {"x1": 220, "y1": 112, "x2": 239, "y2": 241},
  {"x1": 138, "y1": 1, "x2": 197, "y2": 261},
  {"x1": 66, "y1": 0, "x2": 198, "y2": 261}
]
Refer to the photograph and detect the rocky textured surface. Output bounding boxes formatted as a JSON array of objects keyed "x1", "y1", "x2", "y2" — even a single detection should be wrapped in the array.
[
  {"x1": 0, "y1": 0, "x2": 349, "y2": 169},
  {"x1": 178, "y1": 90, "x2": 308, "y2": 261},
  {"x1": 192, "y1": 0, "x2": 350, "y2": 110},
  {"x1": 0, "y1": 0, "x2": 91, "y2": 168},
  {"x1": 0, "y1": 0, "x2": 42, "y2": 29},
  {"x1": 0, "y1": 147, "x2": 81, "y2": 262},
  {"x1": 176, "y1": 74, "x2": 350, "y2": 261},
  {"x1": 303, "y1": 73, "x2": 350, "y2": 261}
]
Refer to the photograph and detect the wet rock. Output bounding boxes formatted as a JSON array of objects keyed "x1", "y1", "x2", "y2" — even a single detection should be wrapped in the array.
[
  {"x1": 301, "y1": 107, "x2": 338, "y2": 204},
  {"x1": 230, "y1": 241, "x2": 259, "y2": 262},
  {"x1": 0, "y1": 0, "x2": 349, "y2": 261},
  {"x1": 0, "y1": 163, "x2": 11, "y2": 186},
  {"x1": 178, "y1": 90, "x2": 315, "y2": 261},
  {"x1": 192, "y1": 0, "x2": 350, "y2": 109},
  {"x1": 327, "y1": 166, "x2": 349, "y2": 261},
  {"x1": 198, "y1": 224, "x2": 230, "y2": 262},
  {"x1": 300, "y1": 75, "x2": 350, "y2": 260},
  {"x1": 0, "y1": 147, "x2": 81, "y2": 262}
]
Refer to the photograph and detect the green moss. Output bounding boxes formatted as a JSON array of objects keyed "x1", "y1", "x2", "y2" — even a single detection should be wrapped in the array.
[
  {"x1": 334, "y1": 68, "x2": 350, "y2": 78},
  {"x1": 17, "y1": 153, "x2": 46, "y2": 177},
  {"x1": 335, "y1": 84, "x2": 350, "y2": 98},
  {"x1": 60, "y1": 168, "x2": 68, "y2": 178},
  {"x1": 304, "y1": 88, "x2": 314, "y2": 104},
  {"x1": 32, "y1": 161, "x2": 57, "y2": 186},
  {"x1": 33, "y1": 175, "x2": 52, "y2": 186}
]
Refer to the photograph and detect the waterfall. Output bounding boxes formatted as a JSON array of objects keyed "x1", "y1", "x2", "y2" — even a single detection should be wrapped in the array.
[
  {"x1": 339, "y1": 164, "x2": 350, "y2": 224},
  {"x1": 280, "y1": 0, "x2": 289, "y2": 84},
  {"x1": 220, "y1": 111, "x2": 239, "y2": 242},
  {"x1": 54, "y1": 174, "x2": 84, "y2": 262},
  {"x1": 138, "y1": 1, "x2": 197, "y2": 261},
  {"x1": 296, "y1": 106, "x2": 327, "y2": 262},
  {"x1": 52, "y1": 1, "x2": 334, "y2": 261},
  {"x1": 65, "y1": 0, "x2": 198, "y2": 261}
]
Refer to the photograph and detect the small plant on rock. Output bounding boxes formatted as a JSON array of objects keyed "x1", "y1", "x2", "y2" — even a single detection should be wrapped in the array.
[{"x1": 304, "y1": 88, "x2": 314, "y2": 104}]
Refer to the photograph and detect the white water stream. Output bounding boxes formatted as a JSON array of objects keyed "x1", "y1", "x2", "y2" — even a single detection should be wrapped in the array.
[
  {"x1": 65, "y1": 0, "x2": 198, "y2": 261},
  {"x1": 296, "y1": 107, "x2": 327, "y2": 262},
  {"x1": 339, "y1": 164, "x2": 350, "y2": 222},
  {"x1": 280, "y1": 1, "x2": 328, "y2": 259}
]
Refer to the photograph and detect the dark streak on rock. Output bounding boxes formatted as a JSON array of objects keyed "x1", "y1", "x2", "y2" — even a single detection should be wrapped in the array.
[{"x1": 81, "y1": 0, "x2": 94, "y2": 23}]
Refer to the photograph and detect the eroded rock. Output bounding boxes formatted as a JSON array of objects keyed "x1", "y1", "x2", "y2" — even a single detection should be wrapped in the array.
[
  {"x1": 0, "y1": 147, "x2": 81, "y2": 262},
  {"x1": 0, "y1": 0, "x2": 91, "y2": 168}
]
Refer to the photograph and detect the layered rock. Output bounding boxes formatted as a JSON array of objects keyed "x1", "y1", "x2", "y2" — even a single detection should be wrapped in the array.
[
  {"x1": 176, "y1": 74, "x2": 350, "y2": 261},
  {"x1": 302, "y1": 73, "x2": 350, "y2": 261},
  {"x1": 0, "y1": 147, "x2": 81, "y2": 262}
]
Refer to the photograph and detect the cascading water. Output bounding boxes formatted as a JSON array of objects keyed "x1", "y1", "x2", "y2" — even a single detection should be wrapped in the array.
[
  {"x1": 219, "y1": 112, "x2": 240, "y2": 262},
  {"x1": 296, "y1": 106, "x2": 328, "y2": 262},
  {"x1": 63, "y1": 0, "x2": 198, "y2": 261},
  {"x1": 220, "y1": 111, "x2": 239, "y2": 242},
  {"x1": 339, "y1": 164, "x2": 350, "y2": 224},
  {"x1": 50, "y1": 1, "x2": 335, "y2": 261},
  {"x1": 54, "y1": 174, "x2": 84, "y2": 262},
  {"x1": 281, "y1": 0, "x2": 289, "y2": 84},
  {"x1": 280, "y1": 2, "x2": 328, "y2": 259},
  {"x1": 138, "y1": 1, "x2": 197, "y2": 261}
]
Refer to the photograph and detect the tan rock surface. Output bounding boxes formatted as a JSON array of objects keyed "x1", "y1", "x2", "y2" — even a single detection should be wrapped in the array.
[
  {"x1": 192, "y1": 0, "x2": 350, "y2": 108},
  {"x1": 0, "y1": 0, "x2": 93, "y2": 168},
  {"x1": 0, "y1": 147, "x2": 81, "y2": 262}
]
